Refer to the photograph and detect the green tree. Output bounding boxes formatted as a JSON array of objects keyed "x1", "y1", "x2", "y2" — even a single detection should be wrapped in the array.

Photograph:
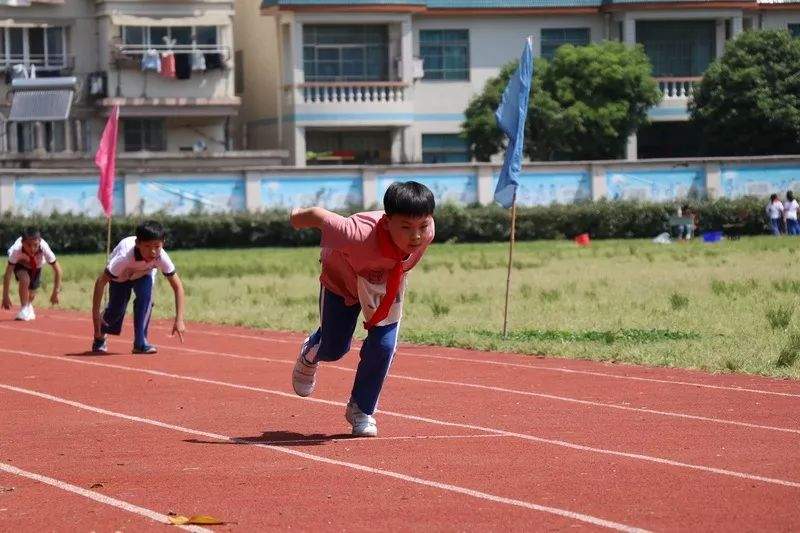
[
  {"x1": 462, "y1": 41, "x2": 660, "y2": 161},
  {"x1": 690, "y1": 29, "x2": 800, "y2": 156}
]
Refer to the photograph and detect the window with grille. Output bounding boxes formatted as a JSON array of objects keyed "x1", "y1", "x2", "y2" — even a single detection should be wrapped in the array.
[
  {"x1": 122, "y1": 26, "x2": 218, "y2": 47},
  {"x1": 419, "y1": 29, "x2": 469, "y2": 81},
  {"x1": 303, "y1": 25, "x2": 388, "y2": 82},
  {"x1": 0, "y1": 27, "x2": 67, "y2": 69},
  {"x1": 422, "y1": 134, "x2": 470, "y2": 163},
  {"x1": 540, "y1": 28, "x2": 590, "y2": 61},
  {"x1": 124, "y1": 118, "x2": 166, "y2": 152}
]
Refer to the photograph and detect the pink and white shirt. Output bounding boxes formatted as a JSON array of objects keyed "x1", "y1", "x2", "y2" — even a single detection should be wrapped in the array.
[{"x1": 320, "y1": 211, "x2": 435, "y2": 326}]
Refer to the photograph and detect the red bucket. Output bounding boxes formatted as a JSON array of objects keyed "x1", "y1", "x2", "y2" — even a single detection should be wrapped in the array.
[{"x1": 574, "y1": 233, "x2": 591, "y2": 246}]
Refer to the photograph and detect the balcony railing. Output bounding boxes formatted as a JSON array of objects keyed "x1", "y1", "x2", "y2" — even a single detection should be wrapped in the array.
[
  {"x1": 657, "y1": 77, "x2": 701, "y2": 101},
  {"x1": 0, "y1": 54, "x2": 74, "y2": 71},
  {"x1": 289, "y1": 82, "x2": 409, "y2": 104}
]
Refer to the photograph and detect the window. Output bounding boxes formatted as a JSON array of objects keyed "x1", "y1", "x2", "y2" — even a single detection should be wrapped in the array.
[
  {"x1": 124, "y1": 119, "x2": 166, "y2": 152},
  {"x1": 303, "y1": 25, "x2": 388, "y2": 81},
  {"x1": 540, "y1": 28, "x2": 590, "y2": 61},
  {"x1": 422, "y1": 134, "x2": 470, "y2": 163},
  {"x1": 122, "y1": 26, "x2": 218, "y2": 48},
  {"x1": 0, "y1": 26, "x2": 67, "y2": 68},
  {"x1": 789, "y1": 24, "x2": 800, "y2": 38},
  {"x1": 636, "y1": 21, "x2": 715, "y2": 77},
  {"x1": 419, "y1": 29, "x2": 469, "y2": 80}
]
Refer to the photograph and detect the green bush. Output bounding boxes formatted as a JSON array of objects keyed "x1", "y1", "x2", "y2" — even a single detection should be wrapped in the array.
[{"x1": 0, "y1": 196, "x2": 771, "y2": 253}]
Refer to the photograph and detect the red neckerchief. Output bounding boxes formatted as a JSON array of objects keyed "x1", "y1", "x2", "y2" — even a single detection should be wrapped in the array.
[
  {"x1": 23, "y1": 247, "x2": 39, "y2": 272},
  {"x1": 363, "y1": 216, "x2": 407, "y2": 330}
]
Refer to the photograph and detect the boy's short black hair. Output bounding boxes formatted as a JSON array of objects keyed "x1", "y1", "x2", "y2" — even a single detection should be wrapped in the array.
[
  {"x1": 383, "y1": 181, "x2": 435, "y2": 217},
  {"x1": 21, "y1": 227, "x2": 41, "y2": 241},
  {"x1": 135, "y1": 220, "x2": 166, "y2": 242}
]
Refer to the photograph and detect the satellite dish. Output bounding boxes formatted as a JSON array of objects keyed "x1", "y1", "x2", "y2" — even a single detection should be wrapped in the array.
[{"x1": 192, "y1": 139, "x2": 207, "y2": 152}]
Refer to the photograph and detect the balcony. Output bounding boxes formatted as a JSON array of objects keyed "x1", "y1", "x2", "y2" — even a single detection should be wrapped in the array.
[
  {"x1": 284, "y1": 81, "x2": 413, "y2": 127},
  {"x1": 293, "y1": 81, "x2": 408, "y2": 104},
  {"x1": 649, "y1": 76, "x2": 702, "y2": 122},
  {"x1": 657, "y1": 77, "x2": 701, "y2": 102}
]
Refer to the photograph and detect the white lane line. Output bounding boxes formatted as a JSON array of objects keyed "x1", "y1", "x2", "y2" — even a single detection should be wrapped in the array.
[
  {"x1": 39, "y1": 314, "x2": 800, "y2": 399},
  {"x1": 0, "y1": 462, "x2": 211, "y2": 532},
  {"x1": 4, "y1": 324, "x2": 798, "y2": 436},
  {"x1": 3, "y1": 348, "x2": 800, "y2": 490},
  {"x1": 0, "y1": 383, "x2": 648, "y2": 533}
]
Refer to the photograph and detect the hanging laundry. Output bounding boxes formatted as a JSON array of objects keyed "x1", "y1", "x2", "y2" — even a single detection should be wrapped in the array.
[
  {"x1": 160, "y1": 52, "x2": 176, "y2": 78},
  {"x1": 204, "y1": 53, "x2": 223, "y2": 70},
  {"x1": 141, "y1": 49, "x2": 161, "y2": 72},
  {"x1": 191, "y1": 49, "x2": 206, "y2": 72},
  {"x1": 174, "y1": 53, "x2": 191, "y2": 80},
  {"x1": 88, "y1": 71, "x2": 107, "y2": 98}
]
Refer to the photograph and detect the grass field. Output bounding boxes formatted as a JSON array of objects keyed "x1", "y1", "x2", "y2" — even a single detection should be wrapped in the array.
[{"x1": 37, "y1": 236, "x2": 800, "y2": 378}]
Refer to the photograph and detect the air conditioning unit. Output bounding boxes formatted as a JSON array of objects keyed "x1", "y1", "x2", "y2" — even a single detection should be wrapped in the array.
[{"x1": 393, "y1": 57, "x2": 425, "y2": 80}]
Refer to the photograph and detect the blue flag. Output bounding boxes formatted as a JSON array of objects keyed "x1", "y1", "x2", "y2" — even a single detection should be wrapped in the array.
[{"x1": 494, "y1": 37, "x2": 533, "y2": 208}]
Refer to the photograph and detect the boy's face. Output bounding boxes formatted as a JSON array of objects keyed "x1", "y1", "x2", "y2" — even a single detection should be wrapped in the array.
[
  {"x1": 385, "y1": 214, "x2": 432, "y2": 255},
  {"x1": 135, "y1": 238, "x2": 164, "y2": 261},
  {"x1": 21, "y1": 237, "x2": 41, "y2": 255}
]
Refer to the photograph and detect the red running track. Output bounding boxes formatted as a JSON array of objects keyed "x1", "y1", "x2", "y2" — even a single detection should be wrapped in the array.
[{"x1": 1, "y1": 308, "x2": 799, "y2": 531}]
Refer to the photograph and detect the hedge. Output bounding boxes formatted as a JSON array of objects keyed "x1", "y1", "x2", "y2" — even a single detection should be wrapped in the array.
[{"x1": 0, "y1": 197, "x2": 771, "y2": 253}]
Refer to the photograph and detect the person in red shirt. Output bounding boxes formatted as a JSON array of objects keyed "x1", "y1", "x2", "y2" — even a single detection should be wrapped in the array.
[{"x1": 289, "y1": 181, "x2": 435, "y2": 437}]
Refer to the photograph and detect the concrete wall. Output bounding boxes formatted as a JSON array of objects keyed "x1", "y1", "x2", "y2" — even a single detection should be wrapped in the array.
[
  {"x1": 3, "y1": 155, "x2": 799, "y2": 215},
  {"x1": 232, "y1": 0, "x2": 280, "y2": 150}
]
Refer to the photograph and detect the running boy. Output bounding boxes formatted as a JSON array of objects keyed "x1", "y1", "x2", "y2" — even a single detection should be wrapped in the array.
[
  {"x1": 91, "y1": 220, "x2": 186, "y2": 354},
  {"x1": 289, "y1": 181, "x2": 435, "y2": 437},
  {"x1": 2, "y1": 227, "x2": 63, "y2": 321}
]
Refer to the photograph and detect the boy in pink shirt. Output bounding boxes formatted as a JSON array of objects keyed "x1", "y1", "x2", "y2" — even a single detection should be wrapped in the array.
[{"x1": 289, "y1": 181, "x2": 435, "y2": 437}]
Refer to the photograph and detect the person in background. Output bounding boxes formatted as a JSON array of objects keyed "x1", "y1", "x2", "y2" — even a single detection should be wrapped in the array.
[
  {"x1": 767, "y1": 194, "x2": 785, "y2": 236},
  {"x1": 784, "y1": 191, "x2": 799, "y2": 236}
]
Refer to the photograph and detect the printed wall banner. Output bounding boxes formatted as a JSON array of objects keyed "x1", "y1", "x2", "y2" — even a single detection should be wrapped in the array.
[
  {"x1": 377, "y1": 173, "x2": 478, "y2": 205},
  {"x1": 721, "y1": 166, "x2": 800, "y2": 199},
  {"x1": 261, "y1": 175, "x2": 363, "y2": 209},
  {"x1": 14, "y1": 178, "x2": 125, "y2": 216},
  {"x1": 492, "y1": 171, "x2": 591, "y2": 206},
  {"x1": 139, "y1": 177, "x2": 245, "y2": 215},
  {"x1": 606, "y1": 168, "x2": 705, "y2": 201}
]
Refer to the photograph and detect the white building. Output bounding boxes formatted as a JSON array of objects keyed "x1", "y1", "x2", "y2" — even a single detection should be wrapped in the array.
[
  {"x1": 0, "y1": 0, "x2": 238, "y2": 154},
  {"x1": 236, "y1": 0, "x2": 800, "y2": 166}
]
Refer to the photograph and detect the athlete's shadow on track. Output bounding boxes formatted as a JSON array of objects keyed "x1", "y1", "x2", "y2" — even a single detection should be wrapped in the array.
[
  {"x1": 185, "y1": 431, "x2": 355, "y2": 447},
  {"x1": 64, "y1": 351, "x2": 121, "y2": 357}
]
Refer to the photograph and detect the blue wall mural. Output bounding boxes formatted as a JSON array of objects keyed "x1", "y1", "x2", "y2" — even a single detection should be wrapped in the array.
[
  {"x1": 721, "y1": 165, "x2": 800, "y2": 199},
  {"x1": 139, "y1": 176, "x2": 245, "y2": 215},
  {"x1": 492, "y1": 171, "x2": 591, "y2": 206},
  {"x1": 261, "y1": 175, "x2": 362, "y2": 209},
  {"x1": 606, "y1": 168, "x2": 705, "y2": 201},
  {"x1": 14, "y1": 178, "x2": 125, "y2": 216},
  {"x1": 377, "y1": 173, "x2": 477, "y2": 205}
]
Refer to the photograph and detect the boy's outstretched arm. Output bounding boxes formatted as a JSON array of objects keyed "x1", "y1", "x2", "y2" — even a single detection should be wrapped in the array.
[
  {"x1": 290, "y1": 207, "x2": 335, "y2": 230},
  {"x1": 2, "y1": 264, "x2": 12, "y2": 309},
  {"x1": 91, "y1": 272, "x2": 111, "y2": 338},
  {"x1": 49, "y1": 260, "x2": 63, "y2": 305},
  {"x1": 166, "y1": 273, "x2": 186, "y2": 342}
]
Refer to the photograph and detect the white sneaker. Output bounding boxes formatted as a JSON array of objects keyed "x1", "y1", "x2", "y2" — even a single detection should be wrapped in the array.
[
  {"x1": 14, "y1": 305, "x2": 33, "y2": 321},
  {"x1": 345, "y1": 401, "x2": 378, "y2": 437},
  {"x1": 292, "y1": 337, "x2": 319, "y2": 397}
]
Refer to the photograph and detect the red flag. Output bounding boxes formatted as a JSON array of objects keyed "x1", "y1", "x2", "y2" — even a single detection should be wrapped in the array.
[{"x1": 95, "y1": 105, "x2": 119, "y2": 217}]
